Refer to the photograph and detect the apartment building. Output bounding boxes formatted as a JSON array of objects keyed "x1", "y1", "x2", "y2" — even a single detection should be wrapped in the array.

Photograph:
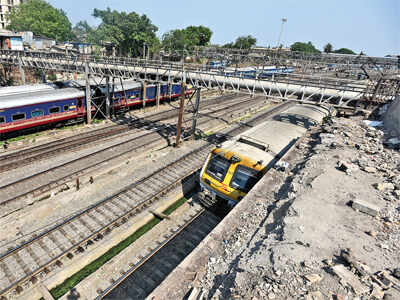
[{"x1": 0, "y1": 0, "x2": 23, "y2": 30}]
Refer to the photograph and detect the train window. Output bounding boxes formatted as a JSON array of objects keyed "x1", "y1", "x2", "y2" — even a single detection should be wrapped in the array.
[
  {"x1": 229, "y1": 165, "x2": 260, "y2": 193},
  {"x1": 0, "y1": 116, "x2": 5, "y2": 123},
  {"x1": 64, "y1": 105, "x2": 69, "y2": 111},
  {"x1": 12, "y1": 113, "x2": 25, "y2": 121},
  {"x1": 205, "y1": 154, "x2": 230, "y2": 182},
  {"x1": 31, "y1": 110, "x2": 44, "y2": 118},
  {"x1": 49, "y1": 107, "x2": 60, "y2": 114}
]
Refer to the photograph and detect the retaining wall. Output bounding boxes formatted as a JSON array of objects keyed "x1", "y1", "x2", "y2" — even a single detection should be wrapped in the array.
[{"x1": 384, "y1": 96, "x2": 400, "y2": 137}]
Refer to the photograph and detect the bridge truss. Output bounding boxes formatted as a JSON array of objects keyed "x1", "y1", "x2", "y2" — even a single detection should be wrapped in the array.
[{"x1": 0, "y1": 50, "x2": 399, "y2": 114}]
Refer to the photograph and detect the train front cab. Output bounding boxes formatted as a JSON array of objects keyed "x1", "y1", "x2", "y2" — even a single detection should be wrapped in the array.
[{"x1": 199, "y1": 147, "x2": 268, "y2": 208}]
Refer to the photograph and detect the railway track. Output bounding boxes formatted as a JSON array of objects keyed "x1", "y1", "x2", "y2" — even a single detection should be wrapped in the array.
[
  {"x1": 0, "y1": 95, "x2": 269, "y2": 205},
  {"x1": 99, "y1": 206, "x2": 219, "y2": 300},
  {"x1": 0, "y1": 101, "x2": 294, "y2": 299},
  {"x1": 0, "y1": 144, "x2": 213, "y2": 298},
  {"x1": 0, "y1": 93, "x2": 241, "y2": 174}
]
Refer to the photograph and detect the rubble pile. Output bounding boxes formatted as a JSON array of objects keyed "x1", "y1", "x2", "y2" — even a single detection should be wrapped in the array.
[{"x1": 198, "y1": 116, "x2": 400, "y2": 300}]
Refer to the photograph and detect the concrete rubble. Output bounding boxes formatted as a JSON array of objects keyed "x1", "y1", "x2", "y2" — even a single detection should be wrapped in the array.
[{"x1": 194, "y1": 115, "x2": 400, "y2": 299}]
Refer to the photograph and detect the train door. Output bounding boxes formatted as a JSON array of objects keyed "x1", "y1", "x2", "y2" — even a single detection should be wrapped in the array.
[{"x1": 77, "y1": 97, "x2": 85, "y2": 115}]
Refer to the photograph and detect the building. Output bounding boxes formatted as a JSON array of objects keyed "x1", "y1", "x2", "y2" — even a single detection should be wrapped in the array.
[
  {"x1": 0, "y1": 0, "x2": 24, "y2": 30},
  {"x1": 0, "y1": 29, "x2": 22, "y2": 50}
]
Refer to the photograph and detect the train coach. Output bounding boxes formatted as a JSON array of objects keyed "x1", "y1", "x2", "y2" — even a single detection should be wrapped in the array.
[
  {"x1": 199, "y1": 104, "x2": 330, "y2": 207},
  {"x1": 0, "y1": 81, "x2": 192, "y2": 136}
]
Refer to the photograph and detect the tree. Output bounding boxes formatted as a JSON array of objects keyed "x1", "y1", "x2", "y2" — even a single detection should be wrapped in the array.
[
  {"x1": 333, "y1": 48, "x2": 356, "y2": 55},
  {"x1": 162, "y1": 29, "x2": 186, "y2": 52},
  {"x1": 162, "y1": 25, "x2": 212, "y2": 52},
  {"x1": 222, "y1": 35, "x2": 257, "y2": 49},
  {"x1": 7, "y1": 0, "x2": 73, "y2": 41},
  {"x1": 323, "y1": 43, "x2": 333, "y2": 53},
  {"x1": 90, "y1": 8, "x2": 159, "y2": 57},
  {"x1": 290, "y1": 42, "x2": 320, "y2": 54},
  {"x1": 234, "y1": 35, "x2": 257, "y2": 49},
  {"x1": 184, "y1": 26, "x2": 212, "y2": 48},
  {"x1": 72, "y1": 21, "x2": 94, "y2": 42}
]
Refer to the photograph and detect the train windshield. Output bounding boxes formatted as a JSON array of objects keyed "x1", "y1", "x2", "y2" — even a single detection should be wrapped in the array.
[
  {"x1": 205, "y1": 154, "x2": 230, "y2": 182},
  {"x1": 230, "y1": 165, "x2": 260, "y2": 193}
]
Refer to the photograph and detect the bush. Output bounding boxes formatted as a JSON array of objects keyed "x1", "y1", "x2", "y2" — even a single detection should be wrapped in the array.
[{"x1": 47, "y1": 73, "x2": 57, "y2": 81}]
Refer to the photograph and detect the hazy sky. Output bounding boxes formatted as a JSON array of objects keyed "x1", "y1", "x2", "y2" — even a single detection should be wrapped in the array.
[{"x1": 48, "y1": 0, "x2": 399, "y2": 57}]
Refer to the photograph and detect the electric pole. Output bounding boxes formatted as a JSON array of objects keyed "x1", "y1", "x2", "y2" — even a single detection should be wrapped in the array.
[{"x1": 276, "y1": 18, "x2": 287, "y2": 48}]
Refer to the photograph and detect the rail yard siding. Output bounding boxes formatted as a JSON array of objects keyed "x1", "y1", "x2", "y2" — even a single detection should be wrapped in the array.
[{"x1": 19, "y1": 175, "x2": 198, "y2": 300}]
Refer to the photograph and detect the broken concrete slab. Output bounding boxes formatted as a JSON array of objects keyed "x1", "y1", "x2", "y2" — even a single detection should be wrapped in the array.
[
  {"x1": 340, "y1": 249, "x2": 371, "y2": 277},
  {"x1": 373, "y1": 271, "x2": 400, "y2": 291},
  {"x1": 370, "y1": 285, "x2": 385, "y2": 300},
  {"x1": 351, "y1": 199, "x2": 380, "y2": 217},
  {"x1": 363, "y1": 166, "x2": 377, "y2": 173},
  {"x1": 304, "y1": 273, "x2": 323, "y2": 284},
  {"x1": 375, "y1": 183, "x2": 395, "y2": 191},
  {"x1": 331, "y1": 264, "x2": 369, "y2": 295},
  {"x1": 320, "y1": 133, "x2": 336, "y2": 145}
]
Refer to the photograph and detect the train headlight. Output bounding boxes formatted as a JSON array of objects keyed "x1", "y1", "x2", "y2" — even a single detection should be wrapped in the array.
[{"x1": 230, "y1": 155, "x2": 241, "y2": 163}]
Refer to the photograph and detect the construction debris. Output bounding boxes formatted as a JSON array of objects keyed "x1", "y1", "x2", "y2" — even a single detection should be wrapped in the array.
[
  {"x1": 351, "y1": 199, "x2": 381, "y2": 217},
  {"x1": 331, "y1": 264, "x2": 369, "y2": 295},
  {"x1": 193, "y1": 115, "x2": 400, "y2": 300},
  {"x1": 304, "y1": 273, "x2": 323, "y2": 284}
]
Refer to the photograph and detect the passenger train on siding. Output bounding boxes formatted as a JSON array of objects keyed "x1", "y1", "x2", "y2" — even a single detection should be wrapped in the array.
[
  {"x1": 199, "y1": 104, "x2": 330, "y2": 207},
  {"x1": 0, "y1": 81, "x2": 191, "y2": 136}
]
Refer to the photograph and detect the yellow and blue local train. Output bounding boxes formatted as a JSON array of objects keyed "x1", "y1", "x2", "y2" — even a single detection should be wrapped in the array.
[{"x1": 199, "y1": 104, "x2": 330, "y2": 207}]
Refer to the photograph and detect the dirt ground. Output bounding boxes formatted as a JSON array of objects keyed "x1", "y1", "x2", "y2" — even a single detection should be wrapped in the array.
[{"x1": 195, "y1": 116, "x2": 400, "y2": 300}]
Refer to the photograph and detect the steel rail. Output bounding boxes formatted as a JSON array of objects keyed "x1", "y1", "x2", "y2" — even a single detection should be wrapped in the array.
[
  {"x1": 0, "y1": 144, "x2": 213, "y2": 298},
  {"x1": 0, "y1": 101, "x2": 294, "y2": 298},
  {"x1": 96, "y1": 207, "x2": 207, "y2": 299},
  {"x1": 0, "y1": 95, "x2": 266, "y2": 205},
  {"x1": 0, "y1": 93, "x2": 242, "y2": 173}
]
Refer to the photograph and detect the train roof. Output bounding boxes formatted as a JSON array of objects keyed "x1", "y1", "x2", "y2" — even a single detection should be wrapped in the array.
[
  {"x1": 0, "y1": 88, "x2": 85, "y2": 110},
  {"x1": 0, "y1": 83, "x2": 59, "y2": 96},
  {"x1": 219, "y1": 104, "x2": 329, "y2": 165},
  {"x1": 68, "y1": 79, "x2": 142, "y2": 93},
  {"x1": 112, "y1": 80, "x2": 142, "y2": 92}
]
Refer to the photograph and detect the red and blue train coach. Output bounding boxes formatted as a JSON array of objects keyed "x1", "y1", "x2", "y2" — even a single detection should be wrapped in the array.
[
  {"x1": 0, "y1": 81, "x2": 192, "y2": 137},
  {"x1": 0, "y1": 88, "x2": 85, "y2": 135},
  {"x1": 111, "y1": 82, "x2": 190, "y2": 108}
]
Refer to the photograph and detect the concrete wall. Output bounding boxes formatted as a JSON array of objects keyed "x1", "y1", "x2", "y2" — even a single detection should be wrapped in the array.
[{"x1": 384, "y1": 96, "x2": 400, "y2": 137}]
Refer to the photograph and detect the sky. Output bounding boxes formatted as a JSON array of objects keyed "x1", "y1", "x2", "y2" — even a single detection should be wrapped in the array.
[{"x1": 48, "y1": 0, "x2": 399, "y2": 57}]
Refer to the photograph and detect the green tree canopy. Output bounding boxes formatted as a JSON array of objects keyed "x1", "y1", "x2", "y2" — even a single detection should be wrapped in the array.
[
  {"x1": 7, "y1": 0, "x2": 73, "y2": 41},
  {"x1": 323, "y1": 43, "x2": 333, "y2": 53},
  {"x1": 162, "y1": 29, "x2": 186, "y2": 51},
  {"x1": 162, "y1": 25, "x2": 212, "y2": 52},
  {"x1": 223, "y1": 35, "x2": 257, "y2": 49},
  {"x1": 90, "y1": 8, "x2": 159, "y2": 57},
  {"x1": 233, "y1": 35, "x2": 257, "y2": 49},
  {"x1": 333, "y1": 48, "x2": 356, "y2": 55},
  {"x1": 184, "y1": 26, "x2": 212, "y2": 48},
  {"x1": 290, "y1": 41, "x2": 320, "y2": 54}
]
